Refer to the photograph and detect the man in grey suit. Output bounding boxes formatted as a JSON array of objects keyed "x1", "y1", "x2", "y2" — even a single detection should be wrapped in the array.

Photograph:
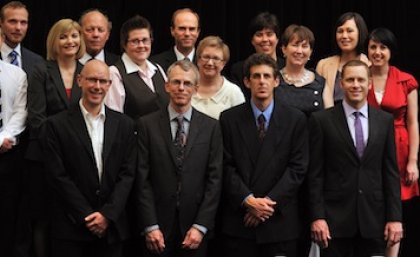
[
  {"x1": 136, "y1": 59, "x2": 222, "y2": 257},
  {"x1": 308, "y1": 60, "x2": 403, "y2": 256},
  {"x1": 0, "y1": 1, "x2": 43, "y2": 75}
]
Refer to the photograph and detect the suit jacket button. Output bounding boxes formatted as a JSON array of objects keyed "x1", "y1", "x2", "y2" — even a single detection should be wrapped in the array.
[
  {"x1": 95, "y1": 190, "x2": 100, "y2": 196},
  {"x1": 358, "y1": 189, "x2": 363, "y2": 194}
]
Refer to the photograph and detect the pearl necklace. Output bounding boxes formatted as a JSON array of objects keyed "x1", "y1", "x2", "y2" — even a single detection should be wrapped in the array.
[{"x1": 280, "y1": 69, "x2": 310, "y2": 85}]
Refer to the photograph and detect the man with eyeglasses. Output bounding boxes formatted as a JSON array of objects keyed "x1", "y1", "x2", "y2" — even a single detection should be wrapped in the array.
[
  {"x1": 41, "y1": 60, "x2": 136, "y2": 257},
  {"x1": 150, "y1": 8, "x2": 200, "y2": 73},
  {"x1": 136, "y1": 59, "x2": 222, "y2": 257}
]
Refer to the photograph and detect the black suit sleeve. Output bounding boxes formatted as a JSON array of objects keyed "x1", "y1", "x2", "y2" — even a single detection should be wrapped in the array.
[
  {"x1": 382, "y1": 117, "x2": 403, "y2": 222},
  {"x1": 307, "y1": 113, "x2": 327, "y2": 221},
  {"x1": 27, "y1": 62, "x2": 48, "y2": 139},
  {"x1": 135, "y1": 117, "x2": 159, "y2": 229}
]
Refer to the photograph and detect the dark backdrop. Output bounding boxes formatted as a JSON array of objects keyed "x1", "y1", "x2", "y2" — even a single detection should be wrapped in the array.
[{"x1": 2, "y1": 0, "x2": 419, "y2": 79}]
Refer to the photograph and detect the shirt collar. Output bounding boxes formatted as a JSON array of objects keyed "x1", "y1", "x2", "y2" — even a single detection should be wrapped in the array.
[
  {"x1": 168, "y1": 104, "x2": 193, "y2": 122},
  {"x1": 342, "y1": 100, "x2": 368, "y2": 118},
  {"x1": 121, "y1": 53, "x2": 157, "y2": 74},
  {"x1": 79, "y1": 49, "x2": 105, "y2": 64},
  {"x1": 173, "y1": 45, "x2": 195, "y2": 61},
  {"x1": 250, "y1": 99, "x2": 274, "y2": 122},
  {"x1": 1, "y1": 43, "x2": 22, "y2": 58},
  {"x1": 79, "y1": 99, "x2": 106, "y2": 120}
]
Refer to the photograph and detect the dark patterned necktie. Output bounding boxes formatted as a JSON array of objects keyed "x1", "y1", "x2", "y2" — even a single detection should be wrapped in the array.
[
  {"x1": 353, "y1": 112, "x2": 365, "y2": 158},
  {"x1": 257, "y1": 114, "x2": 266, "y2": 141},
  {"x1": 174, "y1": 115, "x2": 186, "y2": 167},
  {"x1": 9, "y1": 50, "x2": 19, "y2": 66}
]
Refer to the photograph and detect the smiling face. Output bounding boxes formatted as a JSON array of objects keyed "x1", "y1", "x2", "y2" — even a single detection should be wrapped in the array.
[
  {"x1": 171, "y1": 10, "x2": 200, "y2": 54},
  {"x1": 123, "y1": 28, "x2": 152, "y2": 65},
  {"x1": 252, "y1": 28, "x2": 279, "y2": 58},
  {"x1": 78, "y1": 60, "x2": 111, "y2": 112},
  {"x1": 55, "y1": 29, "x2": 81, "y2": 59},
  {"x1": 341, "y1": 63, "x2": 371, "y2": 109},
  {"x1": 336, "y1": 18, "x2": 359, "y2": 54},
  {"x1": 368, "y1": 39, "x2": 391, "y2": 68},
  {"x1": 166, "y1": 65, "x2": 197, "y2": 110},
  {"x1": 282, "y1": 35, "x2": 312, "y2": 68},
  {"x1": 197, "y1": 46, "x2": 225, "y2": 78}
]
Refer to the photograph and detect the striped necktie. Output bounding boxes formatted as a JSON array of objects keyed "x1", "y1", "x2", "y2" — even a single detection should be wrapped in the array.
[{"x1": 9, "y1": 50, "x2": 19, "y2": 66}]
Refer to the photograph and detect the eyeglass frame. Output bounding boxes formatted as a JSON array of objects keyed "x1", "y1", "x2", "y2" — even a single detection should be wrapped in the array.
[
  {"x1": 127, "y1": 37, "x2": 153, "y2": 46},
  {"x1": 198, "y1": 55, "x2": 224, "y2": 64},
  {"x1": 80, "y1": 75, "x2": 112, "y2": 86}
]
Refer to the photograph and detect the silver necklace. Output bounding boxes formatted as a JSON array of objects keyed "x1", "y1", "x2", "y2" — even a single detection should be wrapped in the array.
[{"x1": 280, "y1": 68, "x2": 310, "y2": 84}]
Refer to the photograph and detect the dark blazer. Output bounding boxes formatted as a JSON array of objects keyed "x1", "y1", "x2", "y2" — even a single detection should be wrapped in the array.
[
  {"x1": 21, "y1": 46, "x2": 44, "y2": 76},
  {"x1": 219, "y1": 101, "x2": 309, "y2": 243},
  {"x1": 26, "y1": 60, "x2": 83, "y2": 161},
  {"x1": 150, "y1": 48, "x2": 197, "y2": 74},
  {"x1": 41, "y1": 104, "x2": 136, "y2": 243},
  {"x1": 104, "y1": 50, "x2": 119, "y2": 66},
  {"x1": 136, "y1": 108, "x2": 222, "y2": 239},
  {"x1": 308, "y1": 102, "x2": 402, "y2": 238}
]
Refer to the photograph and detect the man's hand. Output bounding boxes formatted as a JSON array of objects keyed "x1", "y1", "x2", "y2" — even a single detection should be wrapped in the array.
[
  {"x1": 244, "y1": 196, "x2": 276, "y2": 222},
  {"x1": 311, "y1": 219, "x2": 331, "y2": 249},
  {"x1": 182, "y1": 226, "x2": 203, "y2": 250},
  {"x1": 0, "y1": 138, "x2": 14, "y2": 153},
  {"x1": 145, "y1": 229, "x2": 165, "y2": 253},
  {"x1": 384, "y1": 221, "x2": 403, "y2": 247},
  {"x1": 243, "y1": 212, "x2": 261, "y2": 227},
  {"x1": 85, "y1": 212, "x2": 109, "y2": 238}
]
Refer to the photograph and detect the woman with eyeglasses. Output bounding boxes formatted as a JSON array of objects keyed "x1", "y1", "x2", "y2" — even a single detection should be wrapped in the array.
[
  {"x1": 25, "y1": 18, "x2": 85, "y2": 257},
  {"x1": 105, "y1": 15, "x2": 169, "y2": 120},
  {"x1": 192, "y1": 36, "x2": 245, "y2": 119}
]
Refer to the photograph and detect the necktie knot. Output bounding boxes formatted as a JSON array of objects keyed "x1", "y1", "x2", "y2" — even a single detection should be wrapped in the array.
[
  {"x1": 9, "y1": 50, "x2": 19, "y2": 66},
  {"x1": 257, "y1": 114, "x2": 266, "y2": 140}
]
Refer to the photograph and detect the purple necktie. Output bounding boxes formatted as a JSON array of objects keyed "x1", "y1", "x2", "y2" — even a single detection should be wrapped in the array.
[{"x1": 353, "y1": 112, "x2": 365, "y2": 158}]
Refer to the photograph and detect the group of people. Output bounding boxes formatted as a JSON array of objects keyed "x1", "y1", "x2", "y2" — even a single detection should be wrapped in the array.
[{"x1": 0, "y1": 1, "x2": 419, "y2": 257}]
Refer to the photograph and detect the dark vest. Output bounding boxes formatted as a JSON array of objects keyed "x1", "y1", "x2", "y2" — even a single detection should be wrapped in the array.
[{"x1": 114, "y1": 60, "x2": 169, "y2": 120}]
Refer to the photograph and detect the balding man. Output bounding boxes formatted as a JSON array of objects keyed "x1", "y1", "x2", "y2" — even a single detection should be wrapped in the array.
[
  {"x1": 79, "y1": 9, "x2": 119, "y2": 65},
  {"x1": 41, "y1": 60, "x2": 136, "y2": 257}
]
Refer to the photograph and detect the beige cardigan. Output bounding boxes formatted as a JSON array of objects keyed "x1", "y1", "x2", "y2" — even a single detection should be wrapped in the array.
[{"x1": 316, "y1": 54, "x2": 369, "y2": 107}]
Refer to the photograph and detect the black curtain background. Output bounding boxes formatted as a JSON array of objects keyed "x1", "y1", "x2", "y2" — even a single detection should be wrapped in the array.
[{"x1": 4, "y1": 0, "x2": 420, "y2": 79}]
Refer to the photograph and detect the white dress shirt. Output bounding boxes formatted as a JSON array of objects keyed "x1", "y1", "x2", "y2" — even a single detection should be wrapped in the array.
[
  {"x1": 79, "y1": 49, "x2": 106, "y2": 65},
  {"x1": 105, "y1": 53, "x2": 167, "y2": 113},
  {"x1": 0, "y1": 60, "x2": 27, "y2": 146},
  {"x1": 79, "y1": 100, "x2": 105, "y2": 183},
  {"x1": 1, "y1": 43, "x2": 22, "y2": 69}
]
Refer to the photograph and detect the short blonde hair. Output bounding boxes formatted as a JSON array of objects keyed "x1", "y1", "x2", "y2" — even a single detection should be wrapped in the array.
[
  {"x1": 46, "y1": 19, "x2": 86, "y2": 60},
  {"x1": 196, "y1": 35, "x2": 230, "y2": 63}
]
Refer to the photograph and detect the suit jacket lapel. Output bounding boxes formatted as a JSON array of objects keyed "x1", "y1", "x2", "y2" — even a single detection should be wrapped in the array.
[
  {"x1": 69, "y1": 62, "x2": 83, "y2": 105},
  {"x1": 332, "y1": 103, "x2": 360, "y2": 160},
  {"x1": 363, "y1": 106, "x2": 379, "y2": 161},
  {"x1": 103, "y1": 108, "x2": 119, "y2": 163},
  {"x1": 48, "y1": 61, "x2": 69, "y2": 107},
  {"x1": 68, "y1": 105, "x2": 95, "y2": 163},
  {"x1": 238, "y1": 104, "x2": 259, "y2": 167},
  {"x1": 184, "y1": 109, "x2": 201, "y2": 158},
  {"x1": 159, "y1": 110, "x2": 179, "y2": 166}
]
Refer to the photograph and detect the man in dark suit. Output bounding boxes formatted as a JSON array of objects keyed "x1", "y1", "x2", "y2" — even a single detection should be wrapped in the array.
[
  {"x1": 150, "y1": 8, "x2": 200, "y2": 73},
  {"x1": 79, "y1": 9, "x2": 119, "y2": 66},
  {"x1": 308, "y1": 60, "x2": 403, "y2": 257},
  {"x1": 41, "y1": 60, "x2": 136, "y2": 257},
  {"x1": 0, "y1": 1, "x2": 43, "y2": 75},
  {"x1": 136, "y1": 59, "x2": 222, "y2": 257},
  {"x1": 219, "y1": 53, "x2": 308, "y2": 257}
]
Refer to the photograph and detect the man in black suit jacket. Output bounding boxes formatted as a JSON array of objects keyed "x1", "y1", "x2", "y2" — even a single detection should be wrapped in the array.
[
  {"x1": 219, "y1": 53, "x2": 308, "y2": 257},
  {"x1": 0, "y1": 1, "x2": 43, "y2": 76},
  {"x1": 308, "y1": 60, "x2": 403, "y2": 257},
  {"x1": 41, "y1": 60, "x2": 136, "y2": 257},
  {"x1": 136, "y1": 59, "x2": 222, "y2": 257},
  {"x1": 79, "y1": 9, "x2": 119, "y2": 66},
  {"x1": 150, "y1": 8, "x2": 200, "y2": 73}
]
